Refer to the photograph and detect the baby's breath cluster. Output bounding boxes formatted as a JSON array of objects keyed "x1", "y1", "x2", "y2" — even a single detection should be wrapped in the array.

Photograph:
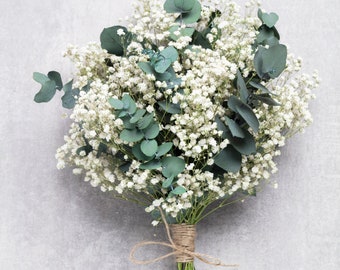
[{"x1": 35, "y1": 0, "x2": 318, "y2": 225}]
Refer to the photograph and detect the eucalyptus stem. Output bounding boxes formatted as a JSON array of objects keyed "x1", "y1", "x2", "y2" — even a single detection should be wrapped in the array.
[{"x1": 177, "y1": 262, "x2": 195, "y2": 270}]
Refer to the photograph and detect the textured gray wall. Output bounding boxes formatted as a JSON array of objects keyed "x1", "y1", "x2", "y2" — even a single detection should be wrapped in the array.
[{"x1": 1, "y1": 0, "x2": 339, "y2": 269}]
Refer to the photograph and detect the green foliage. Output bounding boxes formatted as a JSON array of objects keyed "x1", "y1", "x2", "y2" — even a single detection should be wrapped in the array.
[
  {"x1": 214, "y1": 145, "x2": 242, "y2": 173},
  {"x1": 108, "y1": 98, "x2": 124, "y2": 110},
  {"x1": 164, "y1": 0, "x2": 202, "y2": 24},
  {"x1": 226, "y1": 117, "x2": 245, "y2": 138},
  {"x1": 236, "y1": 70, "x2": 249, "y2": 103},
  {"x1": 228, "y1": 96, "x2": 259, "y2": 133},
  {"x1": 156, "y1": 142, "x2": 173, "y2": 157},
  {"x1": 141, "y1": 139, "x2": 158, "y2": 156},
  {"x1": 120, "y1": 129, "x2": 144, "y2": 142},
  {"x1": 61, "y1": 80, "x2": 79, "y2": 109},
  {"x1": 169, "y1": 25, "x2": 195, "y2": 41},
  {"x1": 170, "y1": 186, "x2": 186, "y2": 195},
  {"x1": 33, "y1": 72, "x2": 58, "y2": 103},
  {"x1": 143, "y1": 123, "x2": 160, "y2": 139},
  {"x1": 158, "y1": 101, "x2": 181, "y2": 114},
  {"x1": 33, "y1": 71, "x2": 88, "y2": 109},
  {"x1": 161, "y1": 156, "x2": 185, "y2": 178},
  {"x1": 254, "y1": 44, "x2": 287, "y2": 80},
  {"x1": 100, "y1": 26, "x2": 132, "y2": 56},
  {"x1": 226, "y1": 128, "x2": 256, "y2": 155},
  {"x1": 258, "y1": 9, "x2": 279, "y2": 28}
]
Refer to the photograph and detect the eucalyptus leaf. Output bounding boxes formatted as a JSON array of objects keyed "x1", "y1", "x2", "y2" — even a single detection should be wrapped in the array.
[
  {"x1": 249, "y1": 81, "x2": 275, "y2": 95},
  {"x1": 154, "y1": 58, "x2": 172, "y2": 73},
  {"x1": 191, "y1": 30, "x2": 212, "y2": 49},
  {"x1": 100, "y1": 26, "x2": 127, "y2": 56},
  {"x1": 48, "y1": 71, "x2": 63, "y2": 90},
  {"x1": 226, "y1": 117, "x2": 245, "y2": 138},
  {"x1": 119, "y1": 162, "x2": 132, "y2": 172},
  {"x1": 226, "y1": 128, "x2": 256, "y2": 155},
  {"x1": 176, "y1": 0, "x2": 202, "y2": 24},
  {"x1": 138, "y1": 62, "x2": 154, "y2": 75},
  {"x1": 120, "y1": 128, "x2": 144, "y2": 142},
  {"x1": 140, "y1": 159, "x2": 162, "y2": 170},
  {"x1": 141, "y1": 139, "x2": 158, "y2": 157},
  {"x1": 258, "y1": 9, "x2": 279, "y2": 28},
  {"x1": 169, "y1": 25, "x2": 195, "y2": 41},
  {"x1": 236, "y1": 70, "x2": 249, "y2": 102},
  {"x1": 215, "y1": 116, "x2": 228, "y2": 139},
  {"x1": 174, "y1": 0, "x2": 195, "y2": 12},
  {"x1": 109, "y1": 98, "x2": 124, "y2": 110},
  {"x1": 160, "y1": 46, "x2": 179, "y2": 62},
  {"x1": 171, "y1": 186, "x2": 186, "y2": 195},
  {"x1": 137, "y1": 113, "x2": 154, "y2": 130},
  {"x1": 61, "y1": 80, "x2": 77, "y2": 109},
  {"x1": 158, "y1": 101, "x2": 181, "y2": 114},
  {"x1": 132, "y1": 143, "x2": 153, "y2": 161},
  {"x1": 156, "y1": 142, "x2": 173, "y2": 157},
  {"x1": 253, "y1": 94, "x2": 281, "y2": 106},
  {"x1": 33, "y1": 72, "x2": 49, "y2": 84},
  {"x1": 162, "y1": 176, "x2": 174, "y2": 188},
  {"x1": 254, "y1": 45, "x2": 287, "y2": 80},
  {"x1": 162, "y1": 156, "x2": 185, "y2": 178},
  {"x1": 143, "y1": 123, "x2": 160, "y2": 139},
  {"x1": 34, "y1": 80, "x2": 56, "y2": 103},
  {"x1": 236, "y1": 103, "x2": 259, "y2": 133},
  {"x1": 130, "y1": 109, "x2": 146, "y2": 123},
  {"x1": 122, "y1": 94, "x2": 137, "y2": 114},
  {"x1": 214, "y1": 145, "x2": 242, "y2": 173}
]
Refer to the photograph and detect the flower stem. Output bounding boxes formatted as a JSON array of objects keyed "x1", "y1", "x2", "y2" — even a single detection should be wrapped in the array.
[{"x1": 177, "y1": 262, "x2": 195, "y2": 270}]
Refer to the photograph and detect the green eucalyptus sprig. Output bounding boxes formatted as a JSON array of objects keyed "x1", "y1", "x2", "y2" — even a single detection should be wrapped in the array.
[{"x1": 109, "y1": 93, "x2": 187, "y2": 197}]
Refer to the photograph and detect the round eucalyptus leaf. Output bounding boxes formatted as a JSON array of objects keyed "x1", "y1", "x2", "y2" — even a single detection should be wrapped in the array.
[
  {"x1": 109, "y1": 98, "x2": 124, "y2": 110},
  {"x1": 161, "y1": 156, "x2": 185, "y2": 178},
  {"x1": 176, "y1": 0, "x2": 201, "y2": 24},
  {"x1": 261, "y1": 12, "x2": 279, "y2": 28},
  {"x1": 254, "y1": 45, "x2": 287, "y2": 80},
  {"x1": 132, "y1": 143, "x2": 153, "y2": 161},
  {"x1": 171, "y1": 186, "x2": 186, "y2": 195},
  {"x1": 154, "y1": 58, "x2": 172, "y2": 73},
  {"x1": 137, "y1": 113, "x2": 154, "y2": 130},
  {"x1": 48, "y1": 71, "x2": 63, "y2": 90},
  {"x1": 120, "y1": 128, "x2": 144, "y2": 142},
  {"x1": 141, "y1": 139, "x2": 158, "y2": 157},
  {"x1": 162, "y1": 176, "x2": 174, "y2": 188},
  {"x1": 174, "y1": 0, "x2": 195, "y2": 12},
  {"x1": 130, "y1": 109, "x2": 146, "y2": 123},
  {"x1": 34, "y1": 80, "x2": 57, "y2": 103},
  {"x1": 156, "y1": 142, "x2": 173, "y2": 157},
  {"x1": 160, "y1": 46, "x2": 178, "y2": 62},
  {"x1": 158, "y1": 101, "x2": 181, "y2": 114},
  {"x1": 100, "y1": 26, "x2": 127, "y2": 56},
  {"x1": 144, "y1": 123, "x2": 160, "y2": 139},
  {"x1": 33, "y1": 72, "x2": 50, "y2": 84}
]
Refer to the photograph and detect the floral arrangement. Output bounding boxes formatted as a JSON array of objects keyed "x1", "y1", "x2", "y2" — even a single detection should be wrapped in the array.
[{"x1": 33, "y1": 0, "x2": 318, "y2": 269}]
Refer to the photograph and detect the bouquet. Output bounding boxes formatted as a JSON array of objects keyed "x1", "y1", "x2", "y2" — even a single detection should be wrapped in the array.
[{"x1": 33, "y1": 0, "x2": 318, "y2": 269}]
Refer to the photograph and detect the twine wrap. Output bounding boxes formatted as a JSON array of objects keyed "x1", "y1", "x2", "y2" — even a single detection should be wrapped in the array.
[
  {"x1": 129, "y1": 207, "x2": 238, "y2": 268},
  {"x1": 170, "y1": 224, "x2": 196, "y2": 263}
]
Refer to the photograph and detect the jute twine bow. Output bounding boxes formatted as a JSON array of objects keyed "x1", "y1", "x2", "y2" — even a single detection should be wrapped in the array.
[{"x1": 129, "y1": 208, "x2": 238, "y2": 267}]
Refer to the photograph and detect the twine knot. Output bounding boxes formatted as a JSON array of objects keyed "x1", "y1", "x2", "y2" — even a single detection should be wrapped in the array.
[{"x1": 129, "y1": 208, "x2": 238, "y2": 267}]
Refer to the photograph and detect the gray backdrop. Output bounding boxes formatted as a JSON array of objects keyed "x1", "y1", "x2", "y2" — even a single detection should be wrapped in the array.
[{"x1": 1, "y1": 0, "x2": 339, "y2": 269}]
